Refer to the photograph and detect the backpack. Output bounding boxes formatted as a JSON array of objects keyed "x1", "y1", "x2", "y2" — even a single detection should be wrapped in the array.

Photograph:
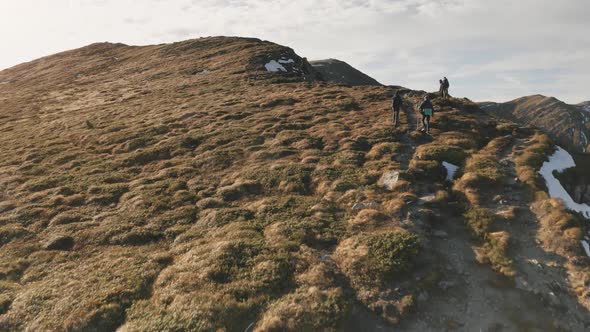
[{"x1": 443, "y1": 79, "x2": 450, "y2": 88}]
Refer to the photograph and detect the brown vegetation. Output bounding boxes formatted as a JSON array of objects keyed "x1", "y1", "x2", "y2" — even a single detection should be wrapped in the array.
[{"x1": 0, "y1": 36, "x2": 587, "y2": 330}]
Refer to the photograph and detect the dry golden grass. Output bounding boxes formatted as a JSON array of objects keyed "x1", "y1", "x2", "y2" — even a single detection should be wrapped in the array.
[
  {"x1": 0, "y1": 36, "x2": 578, "y2": 330},
  {"x1": 332, "y1": 230, "x2": 419, "y2": 325},
  {"x1": 533, "y1": 199, "x2": 584, "y2": 256},
  {"x1": 474, "y1": 231, "x2": 515, "y2": 277},
  {"x1": 514, "y1": 132, "x2": 554, "y2": 190},
  {"x1": 531, "y1": 198, "x2": 590, "y2": 310},
  {"x1": 0, "y1": 37, "x2": 438, "y2": 330}
]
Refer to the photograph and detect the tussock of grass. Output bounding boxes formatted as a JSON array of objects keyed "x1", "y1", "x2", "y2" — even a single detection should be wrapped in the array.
[
  {"x1": 464, "y1": 207, "x2": 514, "y2": 276},
  {"x1": 349, "y1": 209, "x2": 389, "y2": 229},
  {"x1": 243, "y1": 164, "x2": 313, "y2": 195},
  {"x1": 408, "y1": 159, "x2": 445, "y2": 180},
  {"x1": 465, "y1": 155, "x2": 503, "y2": 183},
  {"x1": 217, "y1": 180, "x2": 263, "y2": 201},
  {"x1": 0, "y1": 248, "x2": 167, "y2": 331},
  {"x1": 534, "y1": 199, "x2": 585, "y2": 256},
  {"x1": 366, "y1": 142, "x2": 400, "y2": 160},
  {"x1": 336, "y1": 231, "x2": 419, "y2": 287},
  {"x1": 368, "y1": 128, "x2": 403, "y2": 144},
  {"x1": 476, "y1": 231, "x2": 514, "y2": 277},
  {"x1": 366, "y1": 231, "x2": 420, "y2": 279},
  {"x1": 256, "y1": 286, "x2": 349, "y2": 331},
  {"x1": 514, "y1": 132, "x2": 554, "y2": 190},
  {"x1": 49, "y1": 211, "x2": 84, "y2": 226},
  {"x1": 122, "y1": 222, "x2": 295, "y2": 331},
  {"x1": 415, "y1": 144, "x2": 468, "y2": 165},
  {"x1": 0, "y1": 226, "x2": 33, "y2": 247},
  {"x1": 464, "y1": 207, "x2": 494, "y2": 238},
  {"x1": 87, "y1": 183, "x2": 129, "y2": 205},
  {"x1": 22, "y1": 177, "x2": 62, "y2": 192},
  {"x1": 333, "y1": 230, "x2": 419, "y2": 324}
]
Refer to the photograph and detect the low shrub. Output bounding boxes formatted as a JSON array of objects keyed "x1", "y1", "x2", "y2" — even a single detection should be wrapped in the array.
[
  {"x1": 366, "y1": 231, "x2": 420, "y2": 280},
  {"x1": 463, "y1": 207, "x2": 494, "y2": 238}
]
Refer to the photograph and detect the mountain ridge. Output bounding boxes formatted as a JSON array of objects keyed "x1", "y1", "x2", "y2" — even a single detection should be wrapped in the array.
[{"x1": 480, "y1": 94, "x2": 590, "y2": 153}]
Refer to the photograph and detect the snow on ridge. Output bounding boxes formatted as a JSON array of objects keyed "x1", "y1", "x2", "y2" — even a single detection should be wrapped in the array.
[
  {"x1": 265, "y1": 60, "x2": 287, "y2": 72},
  {"x1": 442, "y1": 161, "x2": 459, "y2": 181},
  {"x1": 278, "y1": 58, "x2": 295, "y2": 64},
  {"x1": 538, "y1": 146, "x2": 590, "y2": 219}
]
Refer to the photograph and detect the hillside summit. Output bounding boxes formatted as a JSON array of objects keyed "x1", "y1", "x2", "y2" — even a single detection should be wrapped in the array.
[
  {"x1": 309, "y1": 58, "x2": 382, "y2": 86},
  {"x1": 0, "y1": 37, "x2": 589, "y2": 331}
]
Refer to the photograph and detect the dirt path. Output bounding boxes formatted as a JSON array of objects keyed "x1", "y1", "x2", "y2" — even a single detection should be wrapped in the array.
[
  {"x1": 401, "y1": 210, "x2": 587, "y2": 331},
  {"x1": 398, "y1": 138, "x2": 589, "y2": 331},
  {"x1": 401, "y1": 97, "x2": 419, "y2": 132}
]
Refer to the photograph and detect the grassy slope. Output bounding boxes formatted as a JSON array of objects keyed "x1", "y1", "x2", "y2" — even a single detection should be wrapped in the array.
[{"x1": 0, "y1": 37, "x2": 588, "y2": 331}]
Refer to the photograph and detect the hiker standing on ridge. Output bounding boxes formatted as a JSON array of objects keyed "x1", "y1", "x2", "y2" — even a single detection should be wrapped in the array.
[
  {"x1": 442, "y1": 77, "x2": 450, "y2": 98},
  {"x1": 391, "y1": 91, "x2": 403, "y2": 127},
  {"x1": 419, "y1": 95, "x2": 434, "y2": 133},
  {"x1": 439, "y1": 79, "x2": 445, "y2": 98}
]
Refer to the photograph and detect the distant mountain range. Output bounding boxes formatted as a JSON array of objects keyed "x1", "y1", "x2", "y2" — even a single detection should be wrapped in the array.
[{"x1": 480, "y1": 95, "x2": 590, "y2": 153}]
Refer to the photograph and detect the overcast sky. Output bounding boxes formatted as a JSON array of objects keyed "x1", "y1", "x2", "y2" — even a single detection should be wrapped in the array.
[{"x1": 0, "y1": 0, "x2": 588, "y2": 103}]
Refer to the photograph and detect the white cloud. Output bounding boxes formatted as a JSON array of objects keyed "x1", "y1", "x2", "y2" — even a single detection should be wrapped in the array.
[{"x1": 0, "y1": 0, "x2": 588, "y2": 103}]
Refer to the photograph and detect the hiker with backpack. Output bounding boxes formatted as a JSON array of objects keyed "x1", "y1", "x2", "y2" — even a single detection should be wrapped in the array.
[
  {"x1": 419, "y1": 95, "x2": 434, "y2": 133},
  {"x1": 391, "y1": 91, "x2": 403, "y2": 127},
  {"x1": 442, "y1": 77, "x2": 450, "y2": 98}
]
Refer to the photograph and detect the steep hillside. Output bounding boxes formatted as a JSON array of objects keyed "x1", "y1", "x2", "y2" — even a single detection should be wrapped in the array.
[
  {"x1": 0, "y1": 37, "x2": 589, "y2": 331},
  {"x1": 309, "y1": 59, "x2": 381, "y2": 86},
  {"x1": 481, "y1": 95, "x2": 590, "y2": 153}
]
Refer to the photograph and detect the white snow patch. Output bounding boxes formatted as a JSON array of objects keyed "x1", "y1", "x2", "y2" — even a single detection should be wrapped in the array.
[
  {"x1": 539, "y1": 146, "x2": 590, "y2": 218},
  {"x1": 278, "y1": 58, "x2": 295, "y2": 64},
  {"x1": 582, "y1": 131, "x2": 588, "y2": 152},
  {"x1": 582, "y1": 240, "x2": 590, "y2": 258},
  {"x1": 442, "y1": 161, "x2": 459, "y2": 181},
  {"x1": 264, "y1": 60, "x2": 287, "y2": 72}
]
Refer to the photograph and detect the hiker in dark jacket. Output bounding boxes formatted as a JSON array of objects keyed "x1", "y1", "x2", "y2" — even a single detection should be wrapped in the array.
[
  {"x1": 439, "y1": 79, "x2": 445, "y2": 98},
  {"x1": 391, "y1": 91, "x2": 403, "y2": 127},
  {"x1": 442, "y1": 77, "x2": 450, "y2": 98},
  {"x1": 419, "y1": 95, "x2": 434, "y2": 133}
]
